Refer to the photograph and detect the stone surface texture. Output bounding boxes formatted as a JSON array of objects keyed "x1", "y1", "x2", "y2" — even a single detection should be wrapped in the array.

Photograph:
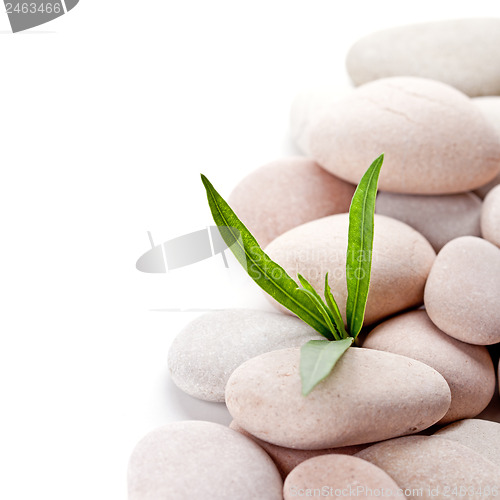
[
  {"x1": 283, "y1": 454, "x2": 401, "y2": 500},
  {"x1": 168, "y1": 309, "x2": 322, "y2": 402},
  {"x1": 356, "y1": 436, "x2": 500, "y2": 499},
  {"x1": 363, "y1": 310, "x2": 495, "y2": 423},
  {"x1": 481, "y1": 185, "x2": 500, "y2": 248},
  {"x1": 128, "y1": 421, "x2": 283, "y2": 500},
  {"x1": 434, "y1": 419, "x2": 500, "y2": 467},
  {"x1": 226, "y1": 347, "x2": 451, "y2": 450},
  {"x1": 424, "y1": 236, "x2": 500, "y2": 345},
  {"x1": 308, "y1": 77, "x2": 500, "y2": 194},
  {"x1": 346, "y1": 19, "x2": 500, "y2": 97},
  {"x1": 265, "y1": 213, "x2": 435, "y2": 325},
  {"x1": 228, "y1": 157, "x2": 355, "y2": 248},
  {"x1": 376, "y1": 191, "x2": 482, "y2": 251}
]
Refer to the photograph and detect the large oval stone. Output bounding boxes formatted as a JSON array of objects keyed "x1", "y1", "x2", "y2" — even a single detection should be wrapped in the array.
[
  {"x1": 265, "y1": 213, "x2": 435, "y2": 326},
  {"x1": 376, "y1": 191, "x2": 482, "y2": 251},
  {"x1": 356, "y1": 436, "x2": 500, "y2": 499},
  {"x1": 424, "y1": 236, "x2": 500, "y2": 345},
  {"x1": 434, "y1": 419, "x2": 500, "y2": 467},
  {"x1": 283, "y1": 455, "x2": 401, "y2": 500},
  {"x1": 346, "y1": 19, "x2": 500, "y2": 97},
  {"x1": 226, "y1": 347, "x2": 451, "y2": 450},
  {"x1": 228, "y1": 158, "x2": 355, "y2": 248},
  {"x1": 127, "y1": 421, "x2": 283, "y2": 500},
  {"x1": 308, "y1": 77, "x2": 500, "y2": 194},
  {"x1": 481, "y1": 185, "x2": 500, "y2": 248},
  {"x1": 363, "y1": 310, "x2": 495, "y2": 423},
  {"x1": 168, "y1": 309, "x2": 322, "y2": 402}
]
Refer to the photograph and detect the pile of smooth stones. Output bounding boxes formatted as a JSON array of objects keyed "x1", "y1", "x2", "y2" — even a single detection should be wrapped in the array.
[{"x1": 129, "y1": 19, "x2": 500, "y2": 500}]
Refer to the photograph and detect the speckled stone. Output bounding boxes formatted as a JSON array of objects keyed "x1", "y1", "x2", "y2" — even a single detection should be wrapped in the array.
[
  {"x1": 290, "y1": 85, "x2": 353, "y2": 154},
  {"x1": 283, "y1": 455, "x2": 401, "y2": 500},
  {"x1": 230, "y1": 420, "x2": 368, "y2": 479},
  {"x1": 226, "y1": 347, "x2": 451, "y2": 450},
  {"x1": 346, "y1": 19, "x2": 500, "y2": 97},
  {"x1": 481, "y1": 185, "x2": 500, "y2": 248},
  {"x1": 376, "y1": 191, "x2": 482, "y2": 251},
  {"x1": 127, "y1": 421, "x2": 283, "y2": 500},
  {"x1": 308, "y1": 77, "x2": 500, "y2": 194},
  {"x1": 434, "y1": 419, "x2": 500, "y2": 467},
  {"x1": 228, "y1": 158, "x2": 355, "y2": 248},
  {"x1": 424, "y1": 236, "x2": 500, "y2": 345},
  {"x1": 356, "y1": 436, "x2": 500, "y2": 499},
  {"x1": 363, "y1": 310, "x2": 495, "y2": 423},
  {"x1": 168, "y1": 309, "x2": 322, "y2": 402},
  {"x1": 265, "y1": 213, "x2": 435, "y2": 326}
]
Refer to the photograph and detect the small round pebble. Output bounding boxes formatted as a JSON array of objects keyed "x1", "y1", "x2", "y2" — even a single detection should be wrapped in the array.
[
  {"x1": 376, "y1": 191, "x2": 482, "y2": 251},
  {"x1": 356, "y1": 436, "x2": 500, "y2": 499},
  {"x1": 228, "y1": 158, "x2": 355, "y2": 248},
  {"x1": 127, "y1": 421, "x2": 283, "y2": 500},
  {"x1": 168, "y1": 309, "x2": 322, "y2": 402},
  {"x1": 265, "y1": 213, "x2": 435, "y2": 326},
  {"x1": 308, "y1": 77, "x2": 500, "y2": 194},
  {"x1": 363, "y1": 310, "x2": 495, "y2": 423},
  {"x1": 346, "y1": 19, "x2": 500, "y2": 97},
  {"x1": 434, "y1": 419, "x2": 500, "y2": 467},
  {"x1": 481, "y1": 185, "x2": 500, "y2": 248},
  {"x1": 230, "y1": 420, "x2": 368, "y2": 479},
  {"x1": 283, "y1": 454, "x2": 401, "y2": 500},
  {"x1": 226, "y1": 347, "x2": 451, "y2": 450},
  {"x1": 424, "y1": 236, "x2": 500, "y2": 345}
]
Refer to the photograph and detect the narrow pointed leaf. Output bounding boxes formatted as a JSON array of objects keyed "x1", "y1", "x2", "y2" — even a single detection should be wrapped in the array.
[
  {"x1": 201, "y1": 174, "x2": 331, "y2": 338},
  {"x1": 323, "y1": 273, "x2": 348, "y2": 339},
  {"x1": 345, "y1": 154, "x2": 384, "y2": 338},
  {"x1": 300, "y1": 338, "x2": 353, "y2": 396}
]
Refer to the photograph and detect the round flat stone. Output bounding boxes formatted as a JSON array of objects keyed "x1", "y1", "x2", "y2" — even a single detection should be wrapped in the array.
[
  {"x1": 168, "y1": 309, "x2": 322, "y2": 402},
  {"x1": 226, "y1": 347, "x2": 451, "y2": 450},
  {"x1": 363, "y1": 310, "x2": 495, "y2": 423},
  {"x1": 228, "y1": 157, "x2": 355, "y2": 248},
  {"x1": 424, "y1": 236, "x2": 500, "y2": 345},
  {"x1": 356, "y1": 436, "x2": 500, "y2": 499},
  {"x1": 434, "y1": 419, "x2": 500, "y2": 467},
  {"x1": 283, "y1": 454, "x2": 401, "y2": 500},
  {"x1": 127, "y1": 421, "x2": 283, "y2": 500}
]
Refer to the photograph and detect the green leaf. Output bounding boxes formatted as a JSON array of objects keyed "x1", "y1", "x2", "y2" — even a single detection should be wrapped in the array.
[
  {"x1": 345, "y1": 154, "x2": 384, "y2": 339},
  {"x1": 201, "y1": 174, "x2": 332, "y2": 339},
  {"x1": 297, "y1": 274, "x2": 340, "y2": 341},
  {"x1": 300, "y1": 338, "x2": 353, "y2": 396},
  {"x1": 323, "y1": 273, "x2": 348, "y2": 340}
]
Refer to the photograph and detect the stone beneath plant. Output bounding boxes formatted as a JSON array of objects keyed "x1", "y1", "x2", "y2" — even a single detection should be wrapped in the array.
[
  {"x1": 283, "y1": 454, "x2": 400, "y2": 500},
  {"x1": 227, "y1": 158, "x2": 355, "y2": 248},
  {"x1": 308, "y1": 77, "x2": 500, "y2": 194},
  {"x1": 434, "y1": 419, "x2": 500, "y2": 467},
  {"x1": 226, "y1": 347, "x2": 451, "y2": 450},
  {"x1": 363, "y1": 310, "x2": 495, "y2": 424},
  {"x1": 356, "y1": 436, "x2": 500, "y2": 498},
  {"x1": 375, "y1": 191, "x2": 482, "y2": 251},
  {"x1": 289, "y1": 85, "x2": 353, "y2": 154},
  {"x1": 481, "y1": 185, "x2": 500, "y2": 248},
  {"x1": 230, "y1": 420, "x2": 368, "y2": 479},
  {"x1": 265, "y1": 213, "x2": 435, "y2": 326},
  {"x1": 168, "y1": 309, "x2": 322, "y2": 402},
  {"x1": 424, "y1": 236, "x2": 500, "y2": 345},
  {"x1": 127, "y1": 421, "x2": 282, "y2": 500},
  {"x1": 345, "y1": 19, "x2": 500, "y2": 97}
]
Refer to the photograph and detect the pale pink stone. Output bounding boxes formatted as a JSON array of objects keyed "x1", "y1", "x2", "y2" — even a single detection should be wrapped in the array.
[
  {"x1": 228, "y1": 157, "x2": 355, "y2": 248},
  {"x1": 363, "y1": 310, "x2": 495, "y2": 423},
  {"x1": 481, "y1": 185, "x2": 500, "y2": 248}
]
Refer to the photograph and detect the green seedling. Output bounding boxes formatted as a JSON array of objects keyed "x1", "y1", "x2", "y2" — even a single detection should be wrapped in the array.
[{"x1": 201, "y1": 154, "x2": 383, "y2": 395}]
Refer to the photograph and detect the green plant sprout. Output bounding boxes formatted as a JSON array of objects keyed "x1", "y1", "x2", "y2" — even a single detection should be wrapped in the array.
[{"x1": 201, "y1": 154, "x2": 383, "y2": 395}]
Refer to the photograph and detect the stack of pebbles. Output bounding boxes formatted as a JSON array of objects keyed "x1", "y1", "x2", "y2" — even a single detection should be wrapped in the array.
[{"x1": 129, "y1": 19, "x2": 500, "y2": 499}]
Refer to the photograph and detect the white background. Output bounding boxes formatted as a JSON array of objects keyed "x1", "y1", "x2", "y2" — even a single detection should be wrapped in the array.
[{"x1": 1, "y1": 1, "x2": 500, "y2": 498}]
